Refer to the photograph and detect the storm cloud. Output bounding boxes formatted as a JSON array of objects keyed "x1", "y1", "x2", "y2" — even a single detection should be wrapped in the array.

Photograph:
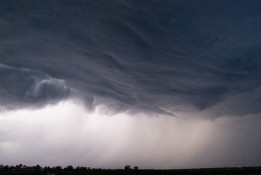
[
  {"x1": 1, "y1": 0, "x2": 261, "y2": 169},
  {"x1": 0, "y1": 63, "x2": 71, "y2": 109},
  {"x1": 1, "y1": 0, "x2": 261, "y2": 117}
]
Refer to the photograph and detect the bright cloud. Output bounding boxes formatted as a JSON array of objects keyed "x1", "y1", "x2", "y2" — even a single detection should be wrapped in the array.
[{"x1": 1, "y1": 100, "x2": 260, "y2": 169}]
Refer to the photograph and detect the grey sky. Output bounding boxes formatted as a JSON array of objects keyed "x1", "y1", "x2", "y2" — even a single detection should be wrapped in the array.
[{"x1": 0, "y1": 0, "x2": 261, "y2": 168}]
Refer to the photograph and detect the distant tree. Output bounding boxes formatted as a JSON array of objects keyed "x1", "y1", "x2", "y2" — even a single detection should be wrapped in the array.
[
  {"x1": 44, "y1": 166, "x2": 51, "y2": 173},
  {"x1": 35, "y1": 165, "x2": 42, "y2": 173},
  {"x1": 124, "y1": 165, "x2": 131, "y2": 171},
  {"x1": 134, "y1": 166, "x2": 139, "y2": 170},
  {"x1": 64, "y1": 165, "x2": 74, "y2": 171},
  {"x1": 55, "y1": 166, "x2": 62, "y2": 171},
  {"x1": 76, "y1": 166, "x2": 87, "y2": 170},
  {"x1": 3, "y1": 165, "x2": 10, "y2": 171}
]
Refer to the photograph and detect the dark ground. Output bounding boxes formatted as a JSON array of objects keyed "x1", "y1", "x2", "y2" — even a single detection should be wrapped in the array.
[{"x1": 1, "y1": 167, "x2": 261, "y2": 175}]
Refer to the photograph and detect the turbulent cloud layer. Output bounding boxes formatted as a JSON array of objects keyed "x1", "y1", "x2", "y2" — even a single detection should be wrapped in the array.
[
  {"x1": 1, "y1": 0, "x2": 261, "y2": 169},
  {"x1": 0, "y1": 63, "x2": 70, "y2": 109},
  {"x1": 1, "y1": 0, "x2": 261, "y2": 116}
]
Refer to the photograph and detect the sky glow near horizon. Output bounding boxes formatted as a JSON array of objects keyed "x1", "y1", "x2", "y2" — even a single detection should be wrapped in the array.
[{"x1": 1, "y1": 100, "x2": 261, "y2": 168}]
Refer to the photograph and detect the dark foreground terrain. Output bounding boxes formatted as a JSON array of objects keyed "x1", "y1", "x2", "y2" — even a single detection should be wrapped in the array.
[{"x1": 1, "y1": 165, "x2": 261, "y2": 175}]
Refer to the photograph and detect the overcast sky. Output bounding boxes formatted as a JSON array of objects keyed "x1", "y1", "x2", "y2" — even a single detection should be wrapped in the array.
[{"x1": 0, "y1": 0, "x2": 261, "y2": 169}]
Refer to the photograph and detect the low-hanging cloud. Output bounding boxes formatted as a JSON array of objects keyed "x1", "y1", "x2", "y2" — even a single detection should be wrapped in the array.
[
  {"x1": 0, "y1": 0, "x2": 261, "y2": 117},
  {"x1": 0, "y1": 63, "x2": 71, "y2": 110}
]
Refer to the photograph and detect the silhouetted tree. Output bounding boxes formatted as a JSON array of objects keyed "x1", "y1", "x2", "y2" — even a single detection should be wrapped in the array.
[
  {"x1": 35, "y1": 165, "x2": 43, "y2": 173},
  {"x1": 124, "y1": 165, "x2": 131, "y2": 171},
  {"x1": 76, "y1": 166, "x2": 87, "y2": 170},
  {"x1": 64, "y1": 165, "x2": 74, "y2": 171},
  {"x1": 44, "y1": 166, "x2": 51, "y2": 173},
  {"x1": 3, "y1": 165, "x2": 10, "y2": 171},
  {"x1": 55, "y1": 166, "x2": 62, "y2": 171}
]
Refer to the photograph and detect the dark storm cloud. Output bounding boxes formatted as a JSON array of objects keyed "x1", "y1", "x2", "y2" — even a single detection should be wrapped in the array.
[
  {"x1": 0, "y1": 63, "x2": 71, "y2": 109},
  {"x1": 1, "y1": 0, "x2": 261, "y2": 116}
]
